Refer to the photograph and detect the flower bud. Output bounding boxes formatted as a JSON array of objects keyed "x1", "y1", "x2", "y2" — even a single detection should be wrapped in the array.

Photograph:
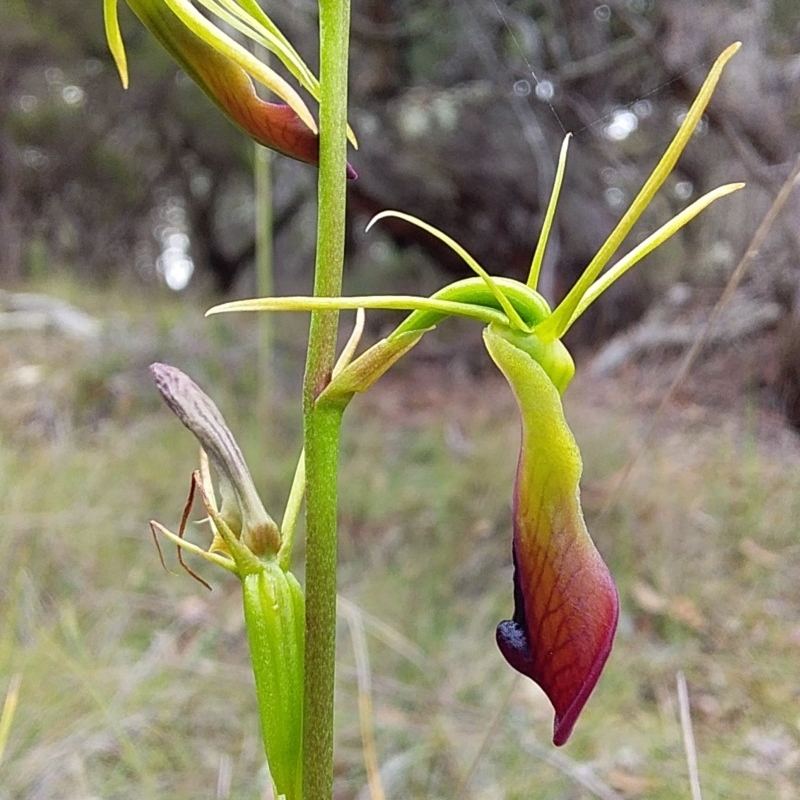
[{"x1": 105, "y1": 0, "x2": 357, "y2": 175}]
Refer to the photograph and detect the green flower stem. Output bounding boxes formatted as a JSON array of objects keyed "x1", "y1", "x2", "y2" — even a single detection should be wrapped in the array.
[
  {"x1": 255, "y1": 139, "x2": 274, "y2": 421},
  {"x1": 301, "y1": 404, "x2": 342, "y2": 800},
  {"x1": 302, "y1": 0, "x2": 351, "y2": 797}
]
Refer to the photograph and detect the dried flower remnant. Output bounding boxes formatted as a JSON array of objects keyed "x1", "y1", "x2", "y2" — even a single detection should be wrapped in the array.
[{"x1": 149, "y1": 363, "x2": 304, "y2": 799}]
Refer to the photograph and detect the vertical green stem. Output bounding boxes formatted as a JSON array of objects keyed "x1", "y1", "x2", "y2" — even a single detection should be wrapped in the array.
[
  {"x1": 254, "y1": 43, "x2": 274, "y2": 431},
  {"x1": 302, "y1": 0, "x2": 351, "y2": 797},
  {"x1": 254, "y1": 143, "x2": 274, "y2": 423}
]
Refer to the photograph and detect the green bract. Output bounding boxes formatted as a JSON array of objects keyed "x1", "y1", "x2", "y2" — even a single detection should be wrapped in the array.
[{"x1": 242, "y1": 564, "x2": 305, "y2": 798}]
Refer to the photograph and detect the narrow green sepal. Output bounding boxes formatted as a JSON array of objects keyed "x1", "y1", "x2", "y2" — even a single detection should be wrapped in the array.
[{"x1": 104, "y1": 0, "x2": 128, "y2": 88}]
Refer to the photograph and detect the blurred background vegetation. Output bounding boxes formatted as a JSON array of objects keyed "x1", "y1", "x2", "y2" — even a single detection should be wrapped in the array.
[{"x1": 1, "y1": 0, "x2": 800, "y2": 798}]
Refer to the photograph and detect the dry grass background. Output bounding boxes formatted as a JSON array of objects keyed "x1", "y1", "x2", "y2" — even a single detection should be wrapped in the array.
[{"x1": 1, "y1": 276, "x2": 799, "y2": 799}]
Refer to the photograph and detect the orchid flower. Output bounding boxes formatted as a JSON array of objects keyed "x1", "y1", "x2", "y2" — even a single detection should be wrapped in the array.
[
  {"x1": 209, "y1": 44, "x2": 743, "y2": 744},
  {"x1": 104, "y1": 0, "x2": 357, "y2": 174},
  {"x1": 149, "y1": 363, "x2": 305, "y2": 799}
]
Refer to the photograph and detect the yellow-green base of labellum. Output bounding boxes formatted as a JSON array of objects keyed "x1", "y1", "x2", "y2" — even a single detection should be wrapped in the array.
[{"x1": 242, "y1": 564, "x2": 305, "y2": 800}]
